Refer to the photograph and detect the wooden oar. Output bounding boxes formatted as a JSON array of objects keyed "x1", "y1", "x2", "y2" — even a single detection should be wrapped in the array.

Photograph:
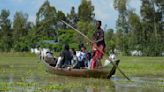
[{"x1": 61, "y1": 20, "x2": 131, "y2": 81}]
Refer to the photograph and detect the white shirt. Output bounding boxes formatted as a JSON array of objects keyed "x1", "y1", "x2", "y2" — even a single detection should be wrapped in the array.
[{"x1": 76, "y1": 51, "x2": 86, "y2": 62}]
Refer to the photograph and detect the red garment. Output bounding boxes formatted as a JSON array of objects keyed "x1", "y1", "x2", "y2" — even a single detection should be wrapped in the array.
[
  {"x1": 91, "y1": 44, "x2": 104, "y2": 69},
  {"x1": 91, "y1": 28, "x2": 105, "y2": 69}
]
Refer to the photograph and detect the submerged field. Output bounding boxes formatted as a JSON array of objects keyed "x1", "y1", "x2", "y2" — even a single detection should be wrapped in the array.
[
  {"x1": 118, "y1": 56, "x2": 164, "y2": 77},
  {"x1": 0, "y1": 52, "x2": 164, "y2": 92}
]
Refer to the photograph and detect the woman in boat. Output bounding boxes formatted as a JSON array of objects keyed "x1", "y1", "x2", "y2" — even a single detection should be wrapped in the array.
[
  {"x1": 55, "y1": 44, "x2": 73, "y2": 68},
  {"x1": 91, "y1": 20, "x2": 106, "y2": 69},
  {"x1": 70, "y1": 48, "x2": 78, "y2": 68}
]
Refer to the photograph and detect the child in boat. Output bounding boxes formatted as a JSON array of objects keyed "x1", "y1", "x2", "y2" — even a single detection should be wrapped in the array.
[
  {"x1": 55, "y1": 44, "x2": 73, "y2": 68},
  {"x1": 76, "y1": 46, "x2": 87, "y2": 68}
]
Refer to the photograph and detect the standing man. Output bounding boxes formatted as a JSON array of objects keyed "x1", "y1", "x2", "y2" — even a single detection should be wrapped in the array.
[{"x1": 91, "y1": 20, "x2": 106, "y2": 69}]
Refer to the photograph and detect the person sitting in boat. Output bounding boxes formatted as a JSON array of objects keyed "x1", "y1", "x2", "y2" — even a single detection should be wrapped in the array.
[
  {"x1": 84, "y1": 48, "x2": 91, "y2": 68},
  {"x1": 44, "y1": 51, "x2": 57, "y2": 67},
  {"x1": 55, "y1": 44, "x2": 73, "y2": 68},
  {"x1": 91, "y1": 20, "x2": 106, "y2": 69},
  {"x1": 86, "y1": 52, "x2": 92, "y2": 69},
  {"x1": 76, "y1": 46, "x2": 87, "y2": 68},
  {"x1": 70, "y1": 48, "x2": 78, "y2": 68}
]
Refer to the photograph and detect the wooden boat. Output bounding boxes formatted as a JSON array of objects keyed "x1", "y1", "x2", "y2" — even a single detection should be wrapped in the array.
[{"x1": 42, "y1": 58, "x2": 120, "y2": 79}]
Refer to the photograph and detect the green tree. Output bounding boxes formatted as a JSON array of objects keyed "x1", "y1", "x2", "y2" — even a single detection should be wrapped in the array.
[
  {"x1": 36, "y1": 0, "x2": 57, "y2": 40},
  {"x1": 26, "y1": 27, "x2": 37, "y2": 48},
  {"x1": 78, "y1": 0, "x2": 94, "y2": 21},
  {"x1": 57, "y1": 11, "x2": 66, "y2": 21},
  {"x1": 140, "y1": 0, "x2": 162, "y2": 56},
  {"x1": 56, "y1": 10, "x2": 66, "y2": 29},
  {"x1": 105, "y1": 29, "x2": 116, "y2": 53},
  {"x1": 154, "y1": 0, "x2": 164, "y2": 54},
  {"x1": 128, "y1": 10, "x2": 142, "y2": 51},
  {"x1": 58, "y1": 29, "x2": 76, "y2": 44},
  {"x1": 0, "y1": 9, "x2": 12, "y2": 52},
  {"x1": 113, "y1": 0, "x2": 129, "y2": 55},
  {"x1": 12, "y1": 11, "x2": 30, "y2": 51},
  {"x1": 13, "y1": 12, "x2": 28, "y2": 39},
  {"x1": 67, "y1": 6, "x2": 78, "y2": 27},
  {"x1": 76, "y1": 0, "x2": 95, "y2": 49},
  {"x1": 76, "y1": 21, "x2": 95, "y2": 48}
]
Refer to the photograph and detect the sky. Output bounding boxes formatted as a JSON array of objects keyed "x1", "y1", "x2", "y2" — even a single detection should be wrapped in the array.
[{"x1": 0, "y1": 0, "x2": 141, "y2": 30}]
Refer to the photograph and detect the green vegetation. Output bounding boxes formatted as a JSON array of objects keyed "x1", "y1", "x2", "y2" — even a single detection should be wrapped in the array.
[
  {"x1": 113, "y1": 0, "x2": 164, "y2": 56},
  {"x1": 0, "y1": 53, "x2": 164, "y2": 91},
  {"x1": 0, "y1": 0, "x2": 163, "y2": 56},
  {"x1": 117, "y1": 56, "x2": 164, "y2": 77}
]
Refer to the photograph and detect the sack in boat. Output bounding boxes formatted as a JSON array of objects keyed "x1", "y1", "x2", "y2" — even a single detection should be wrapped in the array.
[
  {"x1": 104, "y1": 59, "x2": 111, "y2": 67},
  {"x1": 103, "y1": 54, "x2": 117, "y2": 68}
]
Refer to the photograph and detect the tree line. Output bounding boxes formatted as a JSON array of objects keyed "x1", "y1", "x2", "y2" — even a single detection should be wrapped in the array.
[
  {"x1": 0, "y1": 0, "x2": 164, "y2": 56},
  {"x1": 113, "y1": 0, "x2": 164, "y2": 56}
]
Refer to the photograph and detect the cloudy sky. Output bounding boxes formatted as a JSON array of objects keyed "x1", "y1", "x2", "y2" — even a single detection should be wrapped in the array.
[{"x1": 0, "y1": 0, "x2": 141, "y2": 30}]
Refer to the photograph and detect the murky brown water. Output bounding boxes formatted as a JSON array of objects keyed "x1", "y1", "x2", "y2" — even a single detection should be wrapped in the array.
[{"x1": 0, "y1": 63, "x2": 164, "y2": 92}]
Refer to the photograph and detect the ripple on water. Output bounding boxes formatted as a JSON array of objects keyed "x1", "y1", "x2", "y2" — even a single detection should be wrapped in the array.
[{"x1": 111, "y1": 76, "x2": 164, "y2": 92}]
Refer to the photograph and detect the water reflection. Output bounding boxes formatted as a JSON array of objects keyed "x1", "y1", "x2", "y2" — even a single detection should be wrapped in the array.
[{"x1": 112, "y1": 77, "x2": 164, "y2": 92}]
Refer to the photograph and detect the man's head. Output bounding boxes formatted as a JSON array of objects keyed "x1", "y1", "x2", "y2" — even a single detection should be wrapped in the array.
[
  {"x1": 96, "y1": 20, "x2": 101, "y2": 29},
  {"x1": 64, "y1": 44, "x2": 69, "y2": 50},
  {"x1": 79, "y1": 43, "x2": 84, "y2": 51},
  {"x1": 81, "y1": 46, "x2": 86, "y2": 52}
]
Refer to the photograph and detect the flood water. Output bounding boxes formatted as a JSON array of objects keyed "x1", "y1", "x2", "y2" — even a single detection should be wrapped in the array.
[{"x1": 0, "y1": 61, "x2": 164, "y2": 92}]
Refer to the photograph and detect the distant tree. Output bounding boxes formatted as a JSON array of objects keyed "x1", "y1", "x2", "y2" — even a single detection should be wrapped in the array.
[
  {"x1": 24, "y1": 27, "x2": 37, "y2": 50},
  {"x1": 0, "y1": 23, "x2": 1, "y2": 39},
  {"x1": 128, "y1": 10, "x2": 142, "y2": 50},
  {"x1": 113, "y1": 0, "x2": 129, "y2": 33},
  {"x1": 140, "y1": 0, "x2": 161, "y2": 56},
  {"x1": 105, "y1": 29, "x2": 116, "y2": 53},
  {"x1": 36, "y1": 0, "x2": 57, "y2": 40},
  {"x1": 13, "y1": 12, "x2": 28, "y2": 41},
  {"x1": 67, "y1": 6, "x2": 79, "y2": 27},
  {"x1": 12, "y1": 11, "x2": 30, "y2": 51},
  {"x1": 57, "y1": 11, "x2": 66, "y2": 21},
  {"x1": 78, "y1": 0, "x2": 94, "y2": 22},
  {"x1": 58, "y1": 29, "x2": 76, "y2": 44},
  {"x1": 76, "y1": 21, "x2": 95, "y2": 48},
  {"x1": 113, "y1": 0, "x2": 129, "y2": 55},
  {"x1": 76, "y1": 0, "x2": 95, "y2": 48},
  {"x1": 56, "y1": 10, "x2": 66, "y2": 29},
  {"x1": 154, "y1": 0, "x2": 164, "y2": 53},
  {"x1": 0, "y1": 9, "x2": 12, "y2": 52}
]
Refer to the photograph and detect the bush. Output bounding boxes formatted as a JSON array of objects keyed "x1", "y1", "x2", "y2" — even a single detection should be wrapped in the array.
[
  {"x1": 69, "y1": 43, "x2": 79, "y2": 50},
  {"x1": 51, "y1": 44, "x2": 62, "y2": 52}
]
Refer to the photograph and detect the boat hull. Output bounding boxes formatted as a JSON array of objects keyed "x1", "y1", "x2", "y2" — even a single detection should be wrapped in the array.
[{"x1": 43, "y1": 59, "x2": 120, "y2": 79}]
